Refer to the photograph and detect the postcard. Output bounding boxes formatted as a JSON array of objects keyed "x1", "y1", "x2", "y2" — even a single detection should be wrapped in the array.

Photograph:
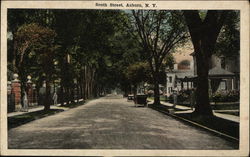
[{"x1": 1, "y1": 0, "x2": 249, "y2": 156}]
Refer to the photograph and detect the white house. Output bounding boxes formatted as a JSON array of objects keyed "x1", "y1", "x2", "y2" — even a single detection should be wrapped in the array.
[{"x1": 165, "y1": 42, "x2": 240, "y2": 95}]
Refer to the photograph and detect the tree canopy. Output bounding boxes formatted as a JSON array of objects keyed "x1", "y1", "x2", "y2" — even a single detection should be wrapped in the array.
[
  {"x1": 215, "y1": 11, "x2": 240, "y2": 57},
  {"x1": 130, "y1": 10, "x2": 188, "y2": 105},
  {"x1": 7, "y1": 9, "x2": 239, "y2": 114}
]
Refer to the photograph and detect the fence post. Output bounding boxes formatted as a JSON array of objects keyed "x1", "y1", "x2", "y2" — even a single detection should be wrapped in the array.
[
  {"x1": 7, "y1": 81, "x2": 12, "y2": 95},
  {"x1": 7, "y1": 81, "x2": 15, "y2": 112},
  {"x1": 11, "y1": 73, "x2": 22, "y2": 111},
  {"x1": 32, "y1": 83, "x2": 37, "y2": 106},
  {"x1": 26, "y1": 75, "x2": 33, "y2": 107}
]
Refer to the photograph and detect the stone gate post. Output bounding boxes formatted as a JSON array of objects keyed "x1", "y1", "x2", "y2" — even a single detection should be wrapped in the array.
[
  {"x1": 32, "y1": 83, "x2": 37, "y2": 106},
  {"x1": 26, "y1": 75, "x2": 33, "y2": 106},
  {"x1": 11, "y1": 73, "x2": 22, "y2": 111}
]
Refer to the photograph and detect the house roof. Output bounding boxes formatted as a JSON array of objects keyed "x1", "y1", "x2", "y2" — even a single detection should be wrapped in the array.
[
  {"x1": 170, "y1": 70, "x2": 195, "y2": 79},
  {"x1": 209, "y1": 66, "x2": 235, "y2": 77},
  {"x1": 167, "y1": 66, "x2": 235, "y2": 81}
]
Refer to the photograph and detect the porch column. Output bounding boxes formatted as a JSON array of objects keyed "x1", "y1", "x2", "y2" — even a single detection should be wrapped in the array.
[{"x1": 232, "y1": 78, "x2": 235, "y2": 90}]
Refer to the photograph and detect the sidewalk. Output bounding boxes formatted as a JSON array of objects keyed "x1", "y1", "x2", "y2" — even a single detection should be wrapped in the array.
[
  {"x1": 7, "y1": 105, "x2": 69, "y2": 118},
  {"x1": 148, "y1": 99, "x2": 240, "y2": 123},
  {"x1": 7, "y1": 98, "x2": 84, "y2": 118}
]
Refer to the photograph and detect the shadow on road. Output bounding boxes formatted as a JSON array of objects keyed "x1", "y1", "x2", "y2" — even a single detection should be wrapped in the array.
[{"x1": 8, "y1": 109, "x2": 64, "y2": 130}]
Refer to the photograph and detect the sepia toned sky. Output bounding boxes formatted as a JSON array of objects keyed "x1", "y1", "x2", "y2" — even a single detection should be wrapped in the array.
[{"x1": 173, "y1": 40, "x2": 193, "y2": 64}]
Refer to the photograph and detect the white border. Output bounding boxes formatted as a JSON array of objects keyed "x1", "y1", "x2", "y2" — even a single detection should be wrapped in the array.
[{"x1": 1, "y1": 1, "x2": 249, "y2": 156}]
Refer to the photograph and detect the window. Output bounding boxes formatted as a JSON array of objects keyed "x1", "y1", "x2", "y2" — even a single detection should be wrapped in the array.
[
  {"x1": 169, "y1": 76, "x2": 172, "y2": 83},
  {"x1": 221, "y1": 57, "x2": 226, "y2": 69},
  {"x1": 169, "y1": 87, "x2": 173, "y2": 93},
  {"x1": 219, "y1": 80, "x2": 227, "y2": 90},
  {"x1": 178, "y1": 60, "x2": 190, "y2": 70}
]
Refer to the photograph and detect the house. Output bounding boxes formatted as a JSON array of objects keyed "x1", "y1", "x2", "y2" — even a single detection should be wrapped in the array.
[
  {"x1": 165, "y1": 42, "x2": 240, "y2": 95},
  {"x1": 165, "y1": 43, "x2": 195, "y2": 95},
  {"x1": 192, "y1": 53, "x2": 240, "y2": 93}
]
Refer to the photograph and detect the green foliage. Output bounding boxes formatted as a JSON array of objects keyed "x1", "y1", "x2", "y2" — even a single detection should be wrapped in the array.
[
  {"x1": 198, "y1": 10, "x2": 207, "y2": 21},
  {"x1": 164, "y1": 53, "x2": 175, "y2": 69},
  {"x1": 16, "y1": 23, "x2": 56, "y2": 52},
  {"x1": 130, "y1": 10, "x2": 188, "y2": 104},
  {"x1": 124, "y1": 62, "x2": 151, "y2": 85},
  {"x1": 168, "y1": 90, "x2": 190, "y2": 103},
  {"x1": 211, "y1": 90, "x2": 239, "y2": 102},
  {"x1": 15, "y1": 23, "x2": 57, "y2": 76},
  {"x1": 215, "y1": 11, "x2": 240, "y2": 57}
]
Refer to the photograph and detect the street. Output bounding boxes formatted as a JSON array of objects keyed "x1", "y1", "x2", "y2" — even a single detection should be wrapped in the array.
[{"x1": 8, "y1": 95, "x2": 238, "y2": 149}]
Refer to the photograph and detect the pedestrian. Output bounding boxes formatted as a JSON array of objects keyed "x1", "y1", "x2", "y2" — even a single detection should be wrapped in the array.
[
  {"x1": 173, "y1": 90, "x2": 178, "y2": 109},
  {"x1": 53, "y1": 92, "x2": 58, "y2": 106},
  {"x1": 22, "y1": 91, "x2": 28, "y2": 112},
  {"x1": 190, "y1": 88, "x2": 196, "y2": 111}
]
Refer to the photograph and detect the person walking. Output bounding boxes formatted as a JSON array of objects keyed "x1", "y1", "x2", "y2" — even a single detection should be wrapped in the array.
[
  {"x1": 53, "y1": 92, "x2": 58, "y2": 106},
  {"x1": 22, "y1": 91, "x2": 28, "y2": 112},
  {"x1": 173, "y1": 90, "x2": 178, "y2": 109},
  {"x1": 190, "y1": 88, "x2": 196, "y2": 111}
]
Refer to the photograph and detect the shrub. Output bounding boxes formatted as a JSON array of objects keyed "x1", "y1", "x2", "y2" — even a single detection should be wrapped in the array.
[
  {"x1": 211, "y1": 90, "x2": 239, "y2": 102},
  {"x1": 167, "y1": 89, "x2": 191, "y2": 103}
]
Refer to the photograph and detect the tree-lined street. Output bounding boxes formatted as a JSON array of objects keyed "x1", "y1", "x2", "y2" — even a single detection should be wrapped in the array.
[
  {"x1": 8, "y1": 95, "x2": 238, "y2": 149},
  {"x1": 7, "y1": 9, "x2": 240, "y2": 150}
]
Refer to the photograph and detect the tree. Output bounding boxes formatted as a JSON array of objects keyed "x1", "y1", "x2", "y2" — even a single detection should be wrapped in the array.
[
  {"x1": 15, "y1": 23, "x2": 57, "y2": 110},
  {"x1": 8, "y1": 9, "x2": 55, "y2": 72},
  {"x1": 53, "y1": 10, "x2": 137, "y2": 101},
  {"x1": 215, "y1": 11, "x2": 240, "y2": 58},
  {"x1": 183, "y1": 10, "x2": 229, "y2": 116},
  {"x1": 130, "y1": 10, "x2": 188, "y2": 105},
  {"x1": 124, "y1": 62, "x2": 151, "y2": 95}
]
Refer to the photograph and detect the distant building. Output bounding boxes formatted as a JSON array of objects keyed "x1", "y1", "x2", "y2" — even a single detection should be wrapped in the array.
[
  {"x1": 206, "y1": 54, "x2": 240, "y2": 92},
  {"x1": 165, "y1": 42, "x2": 240, "y2": 95},
  {"x1": 165, "y1": 42, "x2": 195, "y2": 95}
]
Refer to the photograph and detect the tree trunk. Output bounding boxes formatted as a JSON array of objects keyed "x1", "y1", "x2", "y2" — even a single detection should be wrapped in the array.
[
  {"x1": 18, "y1": 66, "x2": 26, "y2": 107},
  {"x1": 80, "y1": 82, "x2": 83, "y2": 99},
  {"x1": 133, "y1": 84, "x2": 137, "y2": 102},
  {"x1": 60, "y1": 84, "x2": 64, "y2": 106},
  {"x1": 66, "y1": 87, "x2": 70, "y2": 105},
  {"x1": 183, "y1": 11, "x2": 227, "y2": 117},
  {"x1": 153, "y1": 71, "x2": 161, "y2": 105},
  {"x1": 70, "y1": 88, "x2": 74, "y2": 103},
  {"x1": 194, "y1": 51, "x2": 213, "y2": 116},
  {"x1": 84, "y1": 66, "x2": 89, "y2": 99},
  {"x1": 76, "y1": 79, "x2": 80, "y2": 103},
  {"x1": 82, "y1": 67, "x2": 86, "y2": 100},
  {"x1": 44, "y1": 80, "x2": 51, "y2": 111},
  {"x1": 12, "y1": 32, "x2": 18, "y2": 72}
]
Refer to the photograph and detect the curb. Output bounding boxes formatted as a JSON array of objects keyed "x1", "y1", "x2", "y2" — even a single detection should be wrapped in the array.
[{"x1": 148, "y1": 105, "x2": 239, "y2": 143}]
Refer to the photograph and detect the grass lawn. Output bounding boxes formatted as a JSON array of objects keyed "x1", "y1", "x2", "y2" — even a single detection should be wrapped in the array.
[
  {"x1": 8, "y1": 100, "x2": 86, "y2": 130},
  {"x1": 148, "y1": 104, "x2": 239, "y2": 139},
  {"x1": 158, "y1": 99, "x2": 239, "y2": 117},
  {"x1": 176, "y1": 113, "x2": 239, "y2": 139},
  {"x1": 61, "y1": 100, "x2": 85, "y2": 108},
  {"x1": 148, "y1": 96, "x2": 167, "y2": 101},
  {"x1": 215, "y1": 111, "x2": 239, "y2": 116},
  {"x1": 211, "y1": 103, "x2": 239, "y2": 110},
  {"x1": 8, "y1": 109, "x2": 64, "y2": 130}
]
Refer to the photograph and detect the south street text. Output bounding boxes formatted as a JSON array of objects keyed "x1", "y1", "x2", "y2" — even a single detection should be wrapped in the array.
[{"x1": 95, "y1": 3, "x2": 157, "y2": 8}]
